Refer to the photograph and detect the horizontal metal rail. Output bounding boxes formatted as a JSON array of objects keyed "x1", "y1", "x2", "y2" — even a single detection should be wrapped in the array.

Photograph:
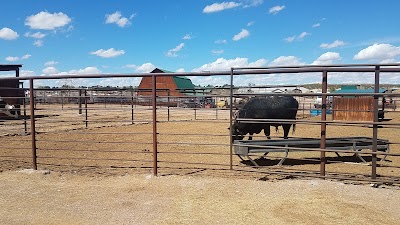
[
  {"x1": 37, "y1": 156, "x2": 153, "y2": 163},
  {"x1": 36, "y1": 139, "x2": 153, "y2": 144}
]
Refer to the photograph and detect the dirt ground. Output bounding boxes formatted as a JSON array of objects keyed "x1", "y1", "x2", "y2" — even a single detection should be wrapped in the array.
[
  {"x1": 1, "y1": 169, "x2": 400, "y2": 225},
  {"x1": 1, "y1": 104, "x2": 400, "y2": 224}
]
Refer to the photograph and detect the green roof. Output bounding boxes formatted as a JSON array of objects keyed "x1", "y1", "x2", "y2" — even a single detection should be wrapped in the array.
[
  {"x1": 150, "y1": 68, "x2": 195, "y2": 94},
  {"x1": 333, "y1": 88, "x2": 387, "y2": 93},
  {"x1": 173, "y1": 76, "x2": 195, "y2": 90}
]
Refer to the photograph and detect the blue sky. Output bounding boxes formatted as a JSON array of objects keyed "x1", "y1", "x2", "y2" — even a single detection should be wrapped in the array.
[{"x1": 1, "y1": 0, "x2": 400, "y2": 87}]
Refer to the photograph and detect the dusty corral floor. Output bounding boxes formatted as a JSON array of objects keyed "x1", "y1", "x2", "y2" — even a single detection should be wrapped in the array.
[
  {"x1": 1, "y1": 104, "x2": 400, "y2": 224},
  {"x1": 1, "y1": 169, "x2": 400, "y2": 225}
]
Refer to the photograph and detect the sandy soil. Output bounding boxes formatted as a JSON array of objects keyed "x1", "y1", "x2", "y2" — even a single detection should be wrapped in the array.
[
  {"x1": 1, "y1": 104, "x2": 400, "y2": 224},
  {"x1": 1, "y1": 169, "x2": 400, "y2": 225}
]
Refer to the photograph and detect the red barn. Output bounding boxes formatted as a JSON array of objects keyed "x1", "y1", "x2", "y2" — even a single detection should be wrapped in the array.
[{"x1": 137, "y1": 68, "x2": 195, "y2": 96}]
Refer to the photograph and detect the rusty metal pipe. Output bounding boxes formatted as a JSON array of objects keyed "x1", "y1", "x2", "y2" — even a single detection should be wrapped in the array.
[
  {"x1": 320, "y1": 71, "x2": 328, "y2": 176},
  {"x1": 152, "y1": 75, "x2": 158, "y2": 176},
  {"x1": 29, "y1": 79, "x2": 37, "y2": 170},
  {"x1": 372, "y1": 66, "x2": 380, "y2": 179}
]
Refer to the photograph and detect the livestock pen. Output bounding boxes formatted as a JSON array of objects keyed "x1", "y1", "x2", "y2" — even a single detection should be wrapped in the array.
[{"x1": 1, "y1": 64, "x2": 400, "y2": 185}]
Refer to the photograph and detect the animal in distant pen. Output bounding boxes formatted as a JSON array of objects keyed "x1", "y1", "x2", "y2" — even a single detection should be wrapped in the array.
[
  {"x1": 230, "y1": 96, "x2": 298, "y2": 141},
  {"x1": 0, "y1": 98, "x2": 19, "y2": 119}
]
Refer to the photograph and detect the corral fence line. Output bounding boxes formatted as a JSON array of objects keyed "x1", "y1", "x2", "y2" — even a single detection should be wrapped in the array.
[{"x1": 1, "y1": 63, "x2": 400, "y2": 184}]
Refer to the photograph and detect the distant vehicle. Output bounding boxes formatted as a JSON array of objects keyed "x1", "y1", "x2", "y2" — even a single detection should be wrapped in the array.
[
  {"x1": 314, "y1": 96, "x2": 332, "y2": 109},
  {"x1": 179, "y1": 99, "x2": 200, "y2": 108},
  {"x1": 179, "y1": 97, "x2": 216, "y2": 108},
  {"x1": 217, "y1": 100, "x2": 227, "y2": 108}
]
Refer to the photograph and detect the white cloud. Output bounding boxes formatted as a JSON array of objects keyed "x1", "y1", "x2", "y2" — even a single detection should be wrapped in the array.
[
  {"x1": 233, "y1": 29, "x2": 250, "y2": 41},
  {"x1": 45, "y1": 61, "x2": 59, "y2": 66},
  {"x1": 320, "y1": 40, "x2": 346, "y2": 49},
  {"x1": 212, "y1": 49, "x2": 224, "y2": 55},
  {"x1": 176, "y1": 68, "x2": 185, "y2": 72},
  {"x1": 0, "y1": 27, "x2": 19, "y2": 40},
  {"x1": 105, "y1": 11, "x2": 133, "y2": 28},
  {"x1": 298, "y1": 32, "x2": 310, "y2": 39},
  {"x1": 247, "y1": 21, "x2": 255, "y2": 26},
  {"x1": 248, "y1": 59, "x2": 268, "y2": 67},
  {"x1": 380, "y1": 59, "x2": 399, "y2": 64},
  {"x1": 243, "y1": 0, "x2": 263, "y2": 8},
  {"x1": 312, "y1": 23, "x2": 320, "y2": 28},
  {"x1": 136, "y1": 63, "x2": 156, "y2": 72},
  {"x1": 123, "y1": 63, "x2": 156, "y2": 73},
  {"x1": 183, "y1": 34, "x2": 192, "y2": 40},
  {"x1": 123, "y1": 64, "x2": 137, "y2": 69},
  {"x1": 5, "y1": 54, "x2": 31, "y2": 62},
  {"x1": 166, "y1": 43, "x2": 184, "y2": 57},
  {"x1": 268, "y1": 56, "x2": 305, "y2": 67},
  {"x1": 312, "y1": 52, "x2": 341, "y2": 65},
  {"x1": 25, "y1": 32, "x2": 46, "y2": 39},
  {"x1": 21, "y1": 54, "x2": 31, "y2": 60},
  {"x1": 269, "y1": 5, "x2": 285, "y2": 14},
  {"x1": 90, "y1": 48, "x2": 125, "y2": 58},
  {"x1": 42, "y1": 66, "x2": 59, "y2": 75},
  {"x1": 285, "y1": 36, "x2": 296, "y2": 42},
  {"x1": 59, "y1": 67, "x2": 101, "y2": 75},
  {"x1": 25, "y1": 11, "x2": 72, "y2": 30},
  {"x1": 203, "y1": 2, "x2": 242, "y2": 13},
  {"x1": 20, "y1": 70, "x2": 36, "y2": 77},
  {"x1": 5, "y1": 56, "x2": 19, "y2": 62},
  {"x1": 190, "y1": 58, "x2": 268, "y2": 86},
  {"x1": 34, "y1": 40, "x2": 43, "y2": 47},
  {"x1": 285, "y1": 32, "x2": 310, "y2": 42},
  {"x1": 25, "y1": 31, "x2": 46, "y2": 47},
  {"x1": 215, "y1": 39, "x2": 227, "y2": 44},
  {"x1": 192, "y1": 57, "x2": 267, "y2": 72},
  {"x1": 354, "y1": 43, "x2": 400, "y2": 61}
]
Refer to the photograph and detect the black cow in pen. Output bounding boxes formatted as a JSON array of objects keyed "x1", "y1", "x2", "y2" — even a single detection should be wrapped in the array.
[{"x1": 230, "y1": 96, "x2": 298, "y2": 141}]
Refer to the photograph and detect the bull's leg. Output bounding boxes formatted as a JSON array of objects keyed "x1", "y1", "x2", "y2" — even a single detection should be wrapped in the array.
[
  {"x1": 248, "y1": 133, "x2": 253, "y2": 140},
  {"x1": 263, "y1": 125, "x2": 271, "y2": 139},
  {"x1": 282, "y1": 124, "x2": 291, "y2": 139},
  {"x1": 275, "y1": 125, "x2": 279, "y2": 134}
]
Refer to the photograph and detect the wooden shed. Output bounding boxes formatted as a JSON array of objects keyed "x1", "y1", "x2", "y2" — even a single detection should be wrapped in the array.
[
  {"x1": 0, "y1": 64, "x2": 24, "y2": 117},
  {"x1": 137, "y1": 68, "x2": 195, "y2": 96},
  {"x1": 332, "y1": 88, "x2": 387, "y2": 121}
]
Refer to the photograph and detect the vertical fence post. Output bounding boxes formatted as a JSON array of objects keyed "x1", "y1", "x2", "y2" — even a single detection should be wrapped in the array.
[
  {"x1": 23, "y1": 94, "x2": 27, "y2": 134},
  {"x1": 229, "y1": 68, "x2": 234, "y2": 170},
  {"x1": 131, "y1": 89, "x2": 134, "y2": 124},
  {"x1": 320, "y1": 70, "x2": 328, "y2": 177},
  {"x1": 372, "y1": 66, "x2": 380, "y2": 180},
  {"x1": 104, "y1": 93, "x2": 107, "y2": 109},
  {"x1": 152, "y1": 75, "x2": 158, "y2": 176},
  {"x1": 29, "y1": 79, "x2": 37, "y2": 170},
  {"x1": 167, "y1": 90, "x2": 170, "y2": 122},
  {"x1": 78, "y1": 89, "x2": 82, "y2": 115},
  {"x1": 61, "y1": 91, "x2": 64, "y2": 110},
  {"x1": 85, "y1": 90, "x2": 88, "y2": 128}
]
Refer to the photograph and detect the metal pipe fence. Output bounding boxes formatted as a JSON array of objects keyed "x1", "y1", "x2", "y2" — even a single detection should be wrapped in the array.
[{"x1": 1, "y1": 63, "x2": 400, "y2": 184}]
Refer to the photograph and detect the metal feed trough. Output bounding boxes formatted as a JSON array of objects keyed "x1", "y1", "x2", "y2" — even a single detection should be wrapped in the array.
[{"x1": 234, "y1": 137, "x2": 390, "y2": 167}]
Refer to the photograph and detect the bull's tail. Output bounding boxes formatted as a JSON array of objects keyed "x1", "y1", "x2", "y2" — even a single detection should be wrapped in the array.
[{"x1": 292, "y1": 123, "x2": 296, "y2": 135}]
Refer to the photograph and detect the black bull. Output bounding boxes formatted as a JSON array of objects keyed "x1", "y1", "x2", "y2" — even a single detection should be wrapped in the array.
[{"x1": 230, "y1": 96, "x2": 299, "y2": 141}]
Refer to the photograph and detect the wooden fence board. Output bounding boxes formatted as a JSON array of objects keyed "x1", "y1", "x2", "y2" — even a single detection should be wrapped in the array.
[{"x1": 333, "y1": 97, "x2": 373, "y2": 121}]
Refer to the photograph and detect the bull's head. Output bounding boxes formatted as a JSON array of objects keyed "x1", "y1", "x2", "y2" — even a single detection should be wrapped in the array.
[{"x1": 229, "y1": 122, "x2": 245, "y2": 142}]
